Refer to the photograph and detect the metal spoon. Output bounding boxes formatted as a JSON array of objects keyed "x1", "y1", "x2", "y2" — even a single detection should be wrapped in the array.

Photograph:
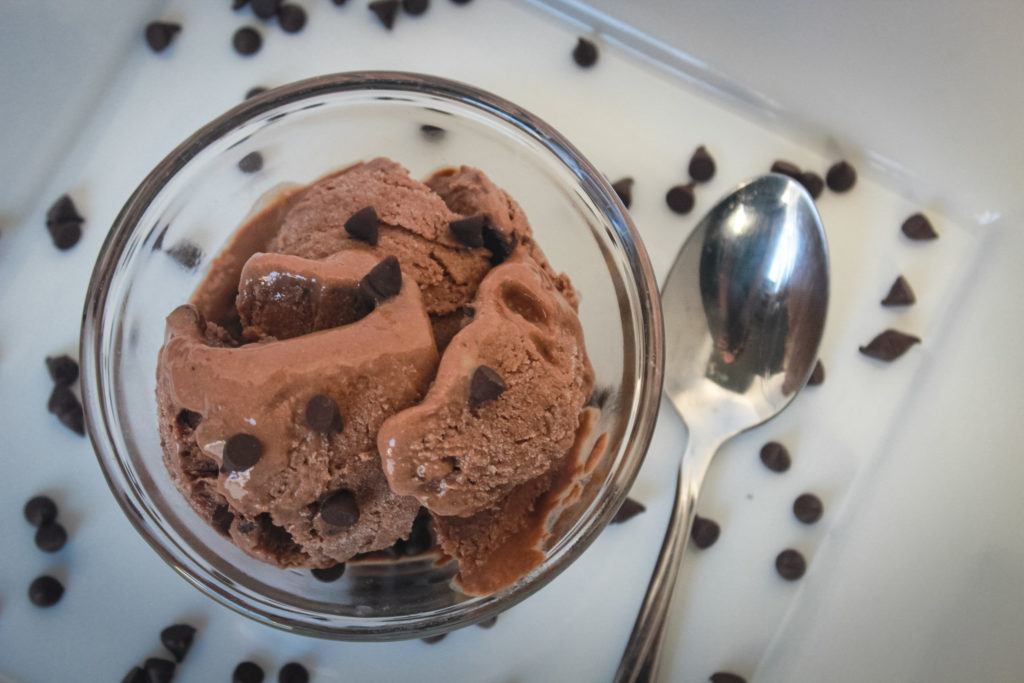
[{"x1": 614, "y1": 173, "x2": 829, "y2": 683}]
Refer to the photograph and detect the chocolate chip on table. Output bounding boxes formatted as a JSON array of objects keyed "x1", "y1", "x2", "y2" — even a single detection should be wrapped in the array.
[
  {"x1": 688, "y1": 146, "x2": 716, "y2": 183},
  {"x1": 166, "y1": 240, "x2": 203, "y2": 269},
  {"x1": 793, "y1": 493, "x2": 824, "y2": 524},
  {"x1": 402, "y1": 0, "x2": 429, "y2": 15},
  {"x1": 421, "y1": 634, "x2": 447, "y2": 644},
  {"x1": 24, "y1": 495, "x2": 58, "y2": 527},
  {"x1": 759, "y1": 441, "x2": 791, "y2": 473},
  {"x1": 665, "y1": 184, "x2": 695, "y2": 215},
  {"x1": 369, "y1": 0, "x2": 400, "y2": 29},
  {"x1": 807, "y1": 359, "x2": 825, "y2": 386},
  {"x1": 611, "y1": 497, "x2": 646, "y2": 524},
  {"x1": 45, "y1": 194, "x2": 84, "y2": 251},
  {"x1": 611, "y1": 177, "x2": 634, "y2": 209},
  {"x1": 690, "y1": 514, "x2": 721, "y2": 549},
  {"x1": 859, "y1": 329, "x2": 920, "y2": 362},
  {"x1": 160, "y1": 623, "x2": 197, "y2": 663},
  {"x1": 481, "y1": 224, "x2": 515, "y2": 265},
  {"x1": 222, "y1": 433, "x2": 264, "y2": 472},
  {"x1": 278, "y1": 661, "x2": 310, "y2": 683},
  {"x1": 469, "y1": 365, "x2": 506, "y2": 411},
  {"x1": 881, "y1": 275, "x2": 916, "y2": 307},
  {"x1": 449, "y1": 213, "x2": 486, "y2": 248},
  {"x1": 311, "y1": 562, "x2": 347, "y2": 582},
  {"x1": 901, "y1": 212, "x2": 938, "y2": 240},
  {"x1": 121, "y1": 667, "x2": 147, "y2": 683},
  {"x1": 572, "y1": 37, "x2": 599, "y2": 67},
  {"x1": 797, "y1": 171, "x2": 824, "y2": 200},
  {"x1": 320, "y1": 489, "x2": 360, "y2": 527},
  {"x1": 359, "y1": 255, "x2": 402, "y2": 306},
  {"x1": 251, "y1": 0, "x2": 282, "y2": 20},
  {"x1": 46, "y1": 355, "x2": 79, "y2": 386},
  {"x1": 145, "y1": 22, "x2": 181, "y2": 53},
  {"x1": 306, "y1": 394, "x2": 343, "y2": 434},
  {"x1": 238, "y1": 151, "x2": 264, "y2": 174},
  {"x1": 28, "y1": 575, "x2": 64, "y2": 607},
  {"x1": 477, "y1": 615, "x2": 498, "y2": 629},
  {"x1": 233, "y1": 27, "x2": 263, "y2": 56},
  {"x1": 775, "y1": 548, "x2": 807, "y2": 581},
  {"x1": 278, "y1": 4, "x2": 307, "y2": 33},
  {"x1": 770, "y1": 160, "x2": 801, "y2": 180},
  {"x1": 345, "y1": 206, "x2": 379, "y2": 245},
  {"x1": 710, "y1": 673, "x2": 747, "y2": 683},
  {"x1": 420, "y1": 124, "x2": 446, "y2": 140},
  {"x1": 246, "y1": 86, "x2": 268, "y2": 99},
  {"x1": 233, "y1": 661, "x2": 265, "y2": 683},
  {"x1": 825, "y1": 160, "x2": 857, "y2": 192},
  {"x1": 35, "y1": 521, "x2": 67, "y2": 552},
  {"x1": 144, "y1": 658, "x2": 176, "y2": 683},
  {"x1": 48, "y1": 384, "x2": 85, "y2": 436}
]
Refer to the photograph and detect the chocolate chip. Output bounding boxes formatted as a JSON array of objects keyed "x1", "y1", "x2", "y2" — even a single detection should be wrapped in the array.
[
  {"x1": 177, "y1": 408, "x2": 202, "y2": 430},
  {"x1": 402, "y1": 0, "x2": 429, "y2": 15},
  {"x1": 45, "y1": 194, "x2": 84, "y2": 251},
  {"x1": 233, "y1": 661, "x2": 265, "y2": 683},
  {"x1": 161, "y1": 623, "x2": 197, "y2": 663},
  {"x1": 47, "y1": 194, "x2": 83, "y2": 225},
  {"x1": 469, "y1": 365, "x2": 506, "y2": 411},
  {"x1": 46, "y1": 355, "x2": 79, "y2": 385},
  {"x1": 710, "y1": 673, "x2": 747, "y2": 683},
  {"x1": 166, "y1": 240, "x2": 203, "y2": 269},
  {"x1": 222, "y1": 433, "x2": 263, "y2": 472},
  {"x1": 306, "y1": 394, "x2": 343, "y2": 434},
  {"x1": 901, "y1": 212, "x2": 938, "y2": 240},
  {"x1": 666, "y1": 184, "x2": 695, "y2": 214},
  {"x1": 58, "y1": 403, "x2": 85, "y2": 436},
  {"x1": 793, "y1": 493, "x2": 824, "y2": 524},
  {"x1": 145, "y1": 22, "x2": 181, "y2": 53},
  {"x1": 28, "y1": 575, "x2": 64, "y2": 607},
  {"x1": 144, "y1": 658, "x2": 176, "y2": 683},
  {"x1": 311, "y1": 563, "x2": 347, "y2": 582},
  {"x1": 481, "y1": 223, "x2": 515, "y2": 265},
  {"x1": 233, "y1": 27, "x2": 263, "y2": 56},
  {"x1": 359, "y1": 255, "x2": 402, "y2": 306},
  {"x1": 121, "y1": 667, "x2": 147, "y2": 683},
  {"x1": 421, "y1": 634, "x2": 447, "y2": 644},
  {"x1": 825, "y1": 160, "x2": 856, "y2": 192},
  {"x1": 807, "y1": 359, "x2": 825, "y2": 386},
  {"x1": 572, "y1": 37, "x2": 598, "y2": 67},
  {"x1": 688, "y1": 146, "x2": 716, "y2": 183},
  {"x1": 449, "y1": 213, "x2": 485, "y2": 248},
  {"x1": 611, "y1": 497, "x2": 646, "y2": 524},
  {"x1": 212, "y1": 505, "x2": 234, "y2": 535},
  {"x1": 797, "y1": 171, "x2": 824, "y2": 200},
  {"x1": 278, "y1": 661, "x2": 309, "y2": 683},
  {"x1": 420, "y1": 124, "x2": 445, "y2": 139},
  {"x1": 24, "y1": 496, "x2": 58, "y2": 527},
  {"x1": 345, "y1": 206, "x2": 379, "y2": 245},
  {"x1": 369, "y1": 0, "x2": 400, "y2": 29},
  {"x1": 246, "y1": 86, "x2": 268, "y2": 99},
  {"x1": 48, "y1": 385, "x2": 85, "y2": 436},
  {"x1": 251, "y1": 0, "x2": 281, "y2": 19},
  {"x1": 320, "y1": 489, "x2": 360, "y2": 527},
  {"x1": 881, "y1": 275, "x2": 916, "y2": 307},
  {"x1": 759, "y1": 441, "x2": 791, "y2": 472},
  {"x1": 35, "y1": 522, "x2": 67, "y2": 552},
  {"x1": 611, "y1": 177, "x2": 633, "y2": 209},
  {"x1": 690, "y1": 515, "x2": 720, "y2": 549},
  {"x1": 775, "y1": 548, "x2": 807, "y2": 580},
  {"x1": 770, "y1": 160, "x2": 801, "y2": 179},
  {"x1": 477, "y1": 616, "x2": 497, "y2": 629},
  {"x1": 238, "y1": 151, "x2": 263, "y2": 173},
  {"x1": 278, "y1": 4, "x2": 307, "y2": 32},
  {"x1": 859, "y1": 329, "x2": 920, "y2": 362}
]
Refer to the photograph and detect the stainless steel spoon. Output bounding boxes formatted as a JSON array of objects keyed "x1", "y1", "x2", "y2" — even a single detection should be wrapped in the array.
[{"x1": 614, "y1": 173, "x2": 829, "y2": 683}]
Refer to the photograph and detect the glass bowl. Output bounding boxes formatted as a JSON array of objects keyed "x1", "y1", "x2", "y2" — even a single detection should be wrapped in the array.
[{"x1": 80, "y1": 71, "x2": 663, "y2": 640}]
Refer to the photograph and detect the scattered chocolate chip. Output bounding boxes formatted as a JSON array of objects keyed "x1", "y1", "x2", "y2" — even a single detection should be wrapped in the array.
[
  {"x1": 881, "y1": 275, "x2": 916, "y2": 307},
  {"x1": 369, "y1": 0, "x2": 400, "y2": 29},
  {"x1": 402, "y1": 0, "x2": 429, "y2": 15},
  {"x1": 161, "y1": 623, "x2": 197, "y2": 663},
  {"x1": 47, "y1": 194, "x2": 82, "y2": 225},
  {"x1": 321, "y1": 489, "x2": 360, "y2": 527},
  {"x1": 46, "y1": 355, "x2": 79, "y2": 385},
  {"x1": 45, "y1": 194, "x2": 84, "y2": 250},
  {"x1": 481, "y1": 223, "x2": 515, "y2": 265},
  {"x1": 859, "y1": 329, "x2": 920, "y2": 361},
  {"x1": 58, "y1": 403, "x2": 85, "y2": 436},
  {"x1": 48, "y1": 384, "x2": 85, "y2": 435},
  {"x1": 345, "y1": 206, "x2": 379, "y2": 245},
  {"x1": 688, "y1": 146, "x2": 716, "y2": 183},
  {"x1": 246, "y1": 86, "x2": 268, "y2": 99},
  {"x1": 166, "y1": 240, "x2": 203, "y2": 269},
  {"x1": 797, "y1": 171, "x2": 824, "y2": 200},
  {"x1": 469, "y1": 365, "x2": 506, "y2": 411},
  {"x1": 311, "y1": 562, "x2": 347, "y2": 582},
  {"x1": 278, "y1": 4, "x2": 307, "y2": 32},
  {"x1": 759, "y1": 441, "x2": 791, "y2": 473},
  {"x1": 477, "y1": 616, "x2": 498, "y2": 629},
  {"x1": 421, "y1": 634, "x2": 447, "y2": 644},
  {"x1": 177, "y1": 408, "x2": 202, "y2": 430},
  {"x1": 825, "y1": 160, "x2": 856, "y2": 192},
  {"x1": 238, "y1": 151, "x2": 264, "y2": 173},
  {"x1": 572, "y1": 37, "x2": 598, "y2": 67},
  {"x1": 35, "y1": 522, "x2": 67, "y2": 552},
  {"x1": 278, "y1": 661, "x2": 309, "y2": 683},
  {"x1": 233, "y1": 27, "x2": 263, "y2": 56},
  {"x1": 251, "y1": 0, "x2": 282, "y2": 19},
  {"x1": 690, "y1": 515, "x2": 720, "y2": 549},
  {"x1": 666, "y1": 184, "x2": 695, "y2": 214},
  {"x1": 449, "y1": 213, "x2": 485, "y2": 248},
  {"x1": 145, "y1": 22, "x2": 181, "y2": 53},
  {"x1": 212, "y1": 504, "x2": 235, "y2": 535},
  {"x1": 359, "y1": 255, "x2": 402, "y2": 306},
  {"x1": 222, "y1": 433, "x2": 263, "y2": 472},
  {"x1": 121, "y1": 667, "x2": 147, "y2": 683},
  {"x1": 28, "y1": 575, "x2": 64, "y2": 607},
  {"x1": 770, "y1": 160, "x2": 801, "y2": 180},
  {"x1": 24, "y1": 496, "x2": 58, "y2": 527},
  {"x1": 807, "y1": 359, "x2": 825, "y2": 386},
  {"x1": 47, "y1": 220, "x2": 82, "y2": 250},
  {"x1": 793, "y1": 493, "x2": 824, "y2": 524},
  {"x1": 306, "y1": 394, "x2": 343, "y2": 434},
  {"x1": 611, "y1": 177, "x2": 633, "y2": 209},
  {"x1": 611, "y1": 497, "x2": 646, "y2": 524},
  {"x1": 144, "y1": 658, "x2": 176, "y2": 683},
  {"x1": 710, "y1": 673, "x2": 747, "y2": 683},
  {"x1": 233, "y1": 661, "x2": 265, "y2": 683},
  {"x1": 775, "y1": 548, "x2": 807, "y2": 580},
  {"x1": 420, "y1": 124, "x2": 445, "y2": 139},
  {"x1": 901, "y1": 212, "x2": 938, "y2": 240}
]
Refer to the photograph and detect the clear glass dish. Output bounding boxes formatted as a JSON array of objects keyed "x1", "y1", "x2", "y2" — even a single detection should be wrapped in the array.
[{"x1": 80, "y1": 71, "x2": 663, "y2": 640}]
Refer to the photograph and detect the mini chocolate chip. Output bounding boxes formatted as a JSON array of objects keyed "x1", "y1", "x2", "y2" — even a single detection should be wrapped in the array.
[
  {"x1": 222, "y1": 433, "x2": 263, "y2": 472},
  {"x1": 420, "y1": 124, "x2": 445, "y2": 139},
  {"x1": 611, "y1": 497, "x2": 646, "y2": 524},
  {"x1": 28, "y1": 575, "x2": 64, "y2": 607},
  {"x1": 481, "y1": 223, "x2": 515, "y2": 265},
  {"x1": 45, "y1": 194, "x2": 84, "y2": 250},
  {"x1": 177, "y1": 408, "x2": 202, "y2": 430},
  {"x1": 359, "y1": 255, "x2": 402, "y2": 306},
  {"x1": 825, "y1": 160, "x2": 857, "y2": 192},
  {"x1": 881, "y1": 275, "x2": 916, "y2": 307},
  {"x1": 278, "y1": 661, "x2": 309, "y2": 683},
  {"x1": 572, "y1": 37, "x2": 598, "y2": 67},
  {"x1": 477, "y1": 616, "x2": 498, "y2": 629},
  {"x1": 311, "y1": 563, "x2": 347, "y2": 582},
  {"x1": 369, "y1": 0, "x2": 400, "y2": 29},
  {"x1": 797, "y1": 171, "x2": 824, "y2": 200},
  {"x1": 691, "y1": 515, "x2": 720, "y2": 549},
  {"x1": 807, "y1": 359, "x2": 825, "y2": 386},
  {"x1": 144, "y1": 658, "x2": 176, "y2": 683},
  {"x1": 859, "y1": 329, "x2": 920, "y2": 361},
  {"x1": 611, "y1": 177, "x2": 633, "y2": 209},
  {"x1": 161, "y1": 623, "x2": 197, "y2": 663},
  {"x1": 402, "y1": 0, "x2": 429, "y2": 15},
  {"x1": 48, "y1": 383, "x2": 76, "y2": 415},
  {"x1": 775, "y1": 548, "x2": 807, "y2": 580},
  {"x1": 278, "y1": 4, "x2": 307, "y2": 32},
  {"x1": 793, "y1": 493, "x2": 824, "y2": 524},
  {"x1": 238, "y1": 151, "x2": 263, "y2": 173},
  {"x1": 421, "y1": 634, "x2": 447, "y2": 644},
  {"x1": 306, "y1": 394, "x2": 343, "y2": 433},
  {"x1": 46, "y1": 355, "x2": 79, "y2": 385},
  {"x1": 233, "y1": 27, "x2": 263, "y2": 56},
  {"x1": 252, "y1": 0, "x2": 281, "y2": 19},
  {"x1": 145, "y1": 22, "x2": 181, "y2": 53},
  {"x1": 212, "y1": 505, "x2": 235, "y2": 535},
  {"x1": 246, "y1": 86, "x2": 268, "y2": 99},
  {"x1": 345, "y1": 206, "x2": 379, "y2": 245},
  {"x1": 35, "y1": 522, "x2": 67, "y2": 552},
  {"x1": 666, "y1": 184, "x2": 695, "y2": 214},
  {"x1": 449, "y1": 213, "x2": 485, "y2": 248},
  {"x1": 469, "y1": 365, "x2": 506, "y2": 411},
  {"x1": 320, "y1": 489, "x2": 360, "y2": 527},
  {"x1": 901, "y1": 212, "x2": 938, "y2": 240},
  {"x1": 47, "y1": 194, "x2": 82, "y2": 224},
  {"x1": 121, "y1": 667, "x2": 147, "y2": 683},
  {"x1": 24, "y1": 496, "x2": 58, "y2": 527},
  {"x1": 166, "y1": 240, "x2": 203, "y2": 269},
  {"x1": 233, "y1": 661, "x2": 265, "y2": 683},
  {"x1": 759, "y1": 441, "x2": 791, "y2": 472},
  {"x1": 770, "y1": 160, "x2": 801, "y2": 179},
  {"x1": 688, "y1": 146, "x2": 716, "y2": 183},
  {"x1": 710, "y1": 673, "x2": 747, "y2": 683},
  {"x1": 58, "y1": 403, "x2": 85, "y2": 436}
]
